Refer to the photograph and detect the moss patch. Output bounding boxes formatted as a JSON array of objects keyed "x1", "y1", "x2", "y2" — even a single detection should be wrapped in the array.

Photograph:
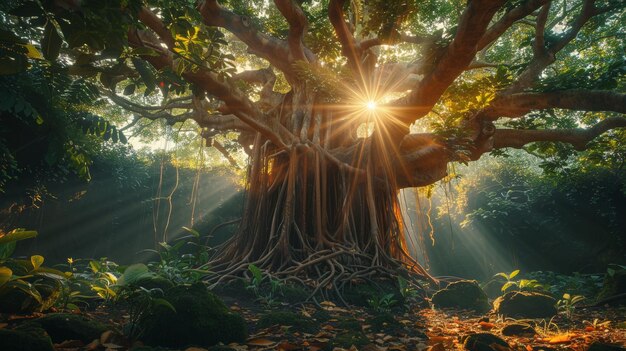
[
  {"x1": 19, "y1": 313, "x2": 108, "y2": 343},
  {"x1": 0, "y1": 328, "x2": 54, "y2": 351},
  {"x1": 432, "y1": 280, "x2": 490, "y2": 313},
  {"x1": 139, "y1": 283, "x2": 247, "y2": 348},
  {"x1": 342, "y1": 280, "x2": 403, "y2": 308},
  {"x1": 493, "y1": 291, "x2": 557, "y2": 318}
]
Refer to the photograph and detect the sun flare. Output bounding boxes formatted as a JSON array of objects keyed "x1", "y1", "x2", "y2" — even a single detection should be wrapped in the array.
[{"x1": 366, "y1": 101, "x2": 377, "y2": 110}]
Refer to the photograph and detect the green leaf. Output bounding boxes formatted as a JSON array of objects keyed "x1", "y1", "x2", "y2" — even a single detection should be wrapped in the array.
[
  {"x1": 501, "y1": 281, "x2": 517, "y2": 292},
  {"x1": 509, "y1": 269, "x2": 520, "y2": 279},
  {"x1": 0, "y1": 229, "x2": 38, "y2": 245},
  {"x1": 0, "y1": 242, "x2": 16, "y2": 259},
  {"x1": 118, "y1": 263, "x2": 152, "y2": 285},
  {"x1": 153, "y1": 298, "x2": 176, "y2": 312},
  {"x1": 0, "y1": 267, "x2": 12, "y2": 286},
  {"x1": 42, "y1": 20, "x2": 62, "y2": 60},
  {"x1": 182, "y1": 226, "x2": 200, "y2": 238},
  {"x1": 248, "y1": 264, "x2": 263, "y2": 285},
  {"x1": 30, "y1": 255, "x2": 44, "y2": 270}
]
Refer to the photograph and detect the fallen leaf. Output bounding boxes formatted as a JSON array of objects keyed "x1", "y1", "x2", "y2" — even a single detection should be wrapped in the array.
[
  {"x1": 428, "y1": 343, "x2": 445, "y2": 351},
  {"x1": 547, "y1": 334, "x2": 572, "y2": 344},
  {"x1": 247, "y1": 338, "x2": 276, "y2": 347},
  {"x1": 55, "y1": 340, "x2": 84, "y2": 348},
  {"x1": 479, "y1": 321, "x2": 496, "y2": 330},
  {"x1": 276, "y1": 342, "x2": 298, "y2": 350},
  {"x1": 585, "y1": 326, "x2": 595, "y2": 332}
]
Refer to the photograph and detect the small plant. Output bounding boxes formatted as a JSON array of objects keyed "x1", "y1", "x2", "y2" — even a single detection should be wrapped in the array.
[
  {"x1": 118, "y1": 285, "x2": 176, "y2": 340},
  {"x1": 493, "y1": 269, "x2": 547, "y2": 293},
  {"x1": 0, "y1": 229, "x2": 67, "y2": 312},
  {"x1": 557, "y1": 293, "x2": 585, "y2": 319},
  {"x1": 397, "y1": 276, "x2": 420, "y2": 300},
  {"x1": 142, "y1": 227, "x2": 212, "y2": 284},
  {"x1": 245, "y1": 263, "x2": 283, "y2": 305},
  {"x1": 367, "y1": 292, "x2": 397, "y2": 312}
]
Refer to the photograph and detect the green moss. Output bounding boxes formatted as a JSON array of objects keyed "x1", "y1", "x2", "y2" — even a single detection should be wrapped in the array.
[
  {"x1": 0, "y1": 328, "x2": 54, "y2": 351},
  {"x1": 140, "y1": 283, "x2": 247, "y2": 348},
  {"x1": 596, "y1": 270, "x2": 626, "y2": 305},
  {"x1": 257, "y1": 311, "x2": 316, "y2": 333},
  {"x1": 19, "y1": 313, "x2": 108, "y2": 343},
  {"x1": 135, "y1": 276, "x2": 174, "y2": 292},
  {"x1": 431, "y1": 280, "x2": 490, "y2": 312},
  {"x1": 493, "y1": 291, "x2": 557, "y2": 318}
]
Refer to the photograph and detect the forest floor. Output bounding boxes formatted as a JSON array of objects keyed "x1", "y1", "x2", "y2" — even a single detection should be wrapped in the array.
[{"x1": 2, "y1": 290, "x2": 625, "y2": 351}]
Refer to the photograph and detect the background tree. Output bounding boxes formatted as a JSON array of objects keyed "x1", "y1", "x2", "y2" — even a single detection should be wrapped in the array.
[{"x1": 1, "y1": 0, "x2": 624, "y2": 291}]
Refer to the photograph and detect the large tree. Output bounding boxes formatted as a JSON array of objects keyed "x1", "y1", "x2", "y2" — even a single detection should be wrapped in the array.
[{"x1": 2, "y1": 0, "x2": 625, "y2": 291}]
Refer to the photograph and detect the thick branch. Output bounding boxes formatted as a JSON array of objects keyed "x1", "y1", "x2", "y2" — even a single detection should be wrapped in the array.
[
  {"x1": 328, "y1": 0, "x2": 360, "y2": 71},
  {"x1": 198, "y1": 0, "x2": 297, "y2": 76},
  {"x1": 493, "y1": 117, "x2": 626, "y2": 150},
  {"x1": 274, "y1": 0, "x2": 309, "y2": 61},
  {"x1": 482, "y1": 90, "x2": 626, "y2": 120},
  {"x1": 394, "y1": 1, "x2": 505, "y2": 123},
  {"x1": 477, "y1": 0, "x2": 550, "y2": 51}
]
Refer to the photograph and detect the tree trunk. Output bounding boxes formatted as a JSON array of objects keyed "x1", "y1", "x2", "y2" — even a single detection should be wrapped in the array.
[{"x1": 206, "y1": 88, "x2": 434, "y2": 294}]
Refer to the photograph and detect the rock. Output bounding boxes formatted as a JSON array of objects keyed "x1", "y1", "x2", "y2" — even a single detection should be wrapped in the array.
[
  {"x1": 257, "y1": 310, "x2": 316, "y2": 333},
  {"x1": 20, "y1": 313, "x2": 109, "y2": 343},
  {"x1": 493, "y1": 291, "x2": 557, "y2": 318},
  {"x1": 463, "y1": 333, "x2": 510, "y2": 351},
  {"x1": 501, "y1": 323, "x2": 536, "y2": 337},
  {"x1": 135, "y1": 275, "x2": 175, "y2": 292},
  {"x1": 0, "y1": 328, "x2": 54, "y2": 351},
  {"x1": 140, "y1": 283, "x2": 247, "y2": 348},
  {"x1": 587, "y1": 342, "x2": 626, "y2": 351},
  {"x1": 596, "y1": 270, "x2": 626, "y2": 305},
  {"x1": 432, "y1": 280, "x2": 490, "y2": 312}
]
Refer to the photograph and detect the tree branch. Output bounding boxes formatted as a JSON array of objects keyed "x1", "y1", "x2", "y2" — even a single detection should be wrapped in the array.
[
  {"x1": 477, "y1": 0, "x2": 550, "y2": 52},
  {"x1": 274, "y1": 0, "x2": 309, "y2": 62},
  {"x1": 328, "y1": 0, "x2": 360, "y2": 71},
  {"x1": 493, "y1": 116, "x2": 626, "y2": 150},
  {"x1": 482, "y1": 90, "x2": 626, "y2": 120},
  {"x1": 198, "y1": 0, "x2": 301, "y2": 77},
  {"x1": 393, "y1": 0, "x2": 505, "y2": 123}
]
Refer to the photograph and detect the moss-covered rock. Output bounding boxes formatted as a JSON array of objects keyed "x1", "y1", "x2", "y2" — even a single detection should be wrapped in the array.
[
  {"x1": 501, "y1": 323, "x2": 536, "y2": 337},
  {"x1": 257, "y1": 310, "x2": 316, "y2": 333},
  {"x1": 596, "y1": 270, "x2": 626, "y2": 305},
  {"x1": 463, "y1": 333, "x2": 510, "y2": 351},
  {"x1": 139, "y1": 283, "x2": 247, "y2": 348},
  {"x1": 432, "y1": 281, "x2": 490, "y2": 312},
  {"x1": 587, "y1": 342, "x2": 626, "y2": 351},
  {"x1": 0, "y1": 328, "x2": 54, "y2": 351},
  {"x1": 493, "y1": 291, "x2": 557, "y2": 318},
  {"x1": 134, "y1": 276, "x2": 175, "y2": 292},
  {"x1": 279, "y1": 283, "x2": 310, "y2": 303},
  {"x1": 19, "y1": 313, "x2": 109, "y2": 343}
]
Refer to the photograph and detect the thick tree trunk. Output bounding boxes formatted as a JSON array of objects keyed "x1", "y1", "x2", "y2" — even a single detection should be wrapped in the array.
[{"x1": 206, "y1": 92, "x2": 435, "y2": 294}]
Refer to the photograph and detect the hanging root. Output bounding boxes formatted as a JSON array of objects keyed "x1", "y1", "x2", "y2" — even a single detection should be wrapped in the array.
[{"x1": 203, "y1": 140, "x2": 435, "y2": 302}]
